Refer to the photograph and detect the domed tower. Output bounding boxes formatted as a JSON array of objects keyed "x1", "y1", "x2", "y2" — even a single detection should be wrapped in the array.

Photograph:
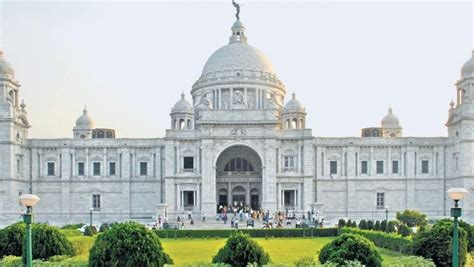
[
  {"x1": 73, "y1": 106, "x2": 95, "y2": 138},
  {"x1": 170, "y1": 93, "x2": 194, "y2": 130},
  {"x1": 191, "y1": 18, "x2": 286, "y2": 126},
  {"x1": 282, "y1": 93, "x2": 306, "y2": 129},
  {"x1": 381, "y1": 107, "x2": 402, "y2": 138}
]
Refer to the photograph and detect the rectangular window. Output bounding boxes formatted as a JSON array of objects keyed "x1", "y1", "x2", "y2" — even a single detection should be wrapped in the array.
[
  {"x1": 376, "y1": 161, "x2": 384, "y2": 174},
  {"x1": 376, "y1": 192, "x2": 385, "y2": 209},
  {"x1": 92, "y1": 194, "x2": 101, "y2": 210},
  {"x1": 16, "y1": 159, "x2": 21, "y2": 175},
  {"x1": 392, "y1": 160, "x2": 399, "y2": 174},
  {"x1": 283, "y1": 156, "x2": 295, "y2": 171},
  {"x1": 183, "y1": 157, "x2": 194, "y2": 171},
  {"x1": 47, "y1": 162, "x2": 55, "y2": 176},
  {"x1": 140, "y1": 162, "x2": 148, "y2": 176},
  {"x1": 330, "y1": 161, "x2": 337, "y2": 175},
  {"x1": 93, "y1": 162, "x2": 101, "y2": 176},
  {"x1": 283, "y1": 190, "x2": 296, "y2": 206},
  {"x1": 361, "y1": 161, "x2": 368, "y2": 174},
  {"x1": 78, "y1": 162, "x2": 85, "y2": 176},
  {"x1": 183, "y1": 191, "x2": 195, "y2": 207},
  {"x1": 422, "y1": 160, "x2": 429, "y2": 174},
  {"x1": 109, "y1": 162, "x2": 116, "y2": 176}
]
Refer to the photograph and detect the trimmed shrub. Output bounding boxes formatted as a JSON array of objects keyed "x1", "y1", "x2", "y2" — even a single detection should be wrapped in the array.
[
  {"x1": 99, "y1": 223, "x2": 112, "y2": 232},
  {"x1": 319, "y1": 233, "x2": 382, "y2": 267},
  {"x1": 396, "y1": 209, "x2": 427, "y2": 227},
  {"x1": 0, "y1": 222, "x2": 74, "y2": 261},
  {"x1": 338, "y1": 219, "x2": 346, "y2": 228},
  {"x1": 412, "y1": 219, "x2": 468, "y2": 267},
  {"x1": 358, "y1": 220, "x2": 367, "y2": 230},
  {"x1": 339, "y1": 227, "x2": 412, "y2": 253},
  {"x1": 212, "y1": 231, "x2": 269, "y2": 267},
  {"x1": 380, "y1": 220, "x2": 387, "y2": 232},
  {"x1": 0, "y1": 255, "x2": 22, "y2": 267},
  {"x1": 351, "y1": 221, "x2": 357, "y2": 228},
  {"x1": 398, "y1": 224, "x2": 412, "y2": 237},
  {"x1": 60, "y1": 223, "x2": 85, "y2": 230},
  {"x1": 457, "y1": 219, "x2": 474, "y2": 251},
  {"x1": 89, "y1": 221, "x2": 172, "y2": 267},
  {"x1": 387, "y1": 220, "x2": 397, "y2": 233},
  {"x1": 155, "y1": 228, "x2": 338, "y2": 239},
  {"x1": 83, "y1": 225, "x2": 97, "y2": 236},
  {"x1": 347, "y1": 220, "x2": 353, "y2": 228},
  {"x1": 374, "y1": 220, "x2": 381, "y2": 231},
  {"x1": 367, "y1": 220, "x2": 374, "y2": 230},
  {"x1": 59, "y1": 229, "x2": 82, "y2": 237}
]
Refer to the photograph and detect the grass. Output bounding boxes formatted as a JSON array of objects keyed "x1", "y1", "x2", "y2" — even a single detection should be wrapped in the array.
[{"x1": 160, "y1": 237, "x2": 415, "y2": 266}]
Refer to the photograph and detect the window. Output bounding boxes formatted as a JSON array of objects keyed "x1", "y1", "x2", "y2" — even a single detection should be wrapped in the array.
[
  {"x1": 140, "y1": 162, "x2": 148, "y2": 176},
  {"x1": 183, "y1": 191, "x2": 195, "y2": 207},
  {"x1": 93, "y1": 162, "x2": 101, "y2": 176},
  {"x1": 361, "y1": 161, "x2": 368, "y2": 174},
  {"x1": 376, "y1": 192, "x2": 385, "y2": 209},
  {"x1": 392, "y1": 160, "x2": 399, "y2": 174},
  {"x1": 92, "y1": 194, "x2": 101, "y2": 210},
  {"x1": 109, "y1": 162, "x2": 116, "y2": 176},
  {"x1": 16, "y1": 159, "x2": 21, "y2": 175},
  {"x1": 283, "y1": 190, "x2": 295, "y2": 207},
  {"x1": 224, "y1": 158, "x2": 255, "y2": 172},
  {"x1": 330, "y1": 161, "x2": 337, "y2": 175},
  {"x1": 282, "y1": 156, "x2": 295, "y2": 171},
  {"x1": 422, "y1": 160, "x2": 429, "y2": 174},
  {"x1": 47, "y1": 162, "x2": 55, "y2": 176},
  {"x1": 78, "y1": 162, "x2": 85, "y2": 176},
  {"x1": 376, "y1": 161, "x2": 384, "y2": 174},
  {"x1": 183, "y1": 157, "x2": 194, "y2": 171}
]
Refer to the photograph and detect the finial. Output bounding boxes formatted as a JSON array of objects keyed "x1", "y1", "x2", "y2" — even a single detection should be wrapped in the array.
[
  {"x1": 20, "y1": 100, "x2": 26, "y2": 109},
  {"x1": 292, "y1": 92, "x2": 296, "y2": 100},
  {"x1": 450, "y1": 99, "x2": 455, "y2": 108},
  {"x1": 232, "y1": 0, "x2": 241, "y2": 21},
  {"x1": 180, "y1": 92, "x2": 185, "y2": 100},
  {"x1": 83, "y1": 105, "x2": 88, "y2": 114},
  {"x1": 388, "y1": 106, "x2": 393, "y2": 113}
]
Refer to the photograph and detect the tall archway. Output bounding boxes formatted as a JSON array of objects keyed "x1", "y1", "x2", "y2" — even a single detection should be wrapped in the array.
[{"x1": 215, "y1": 145, "x2": 262, "y2": 210}]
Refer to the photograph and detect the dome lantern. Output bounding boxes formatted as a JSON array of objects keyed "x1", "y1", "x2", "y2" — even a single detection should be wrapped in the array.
[{"x1": 381, "y1": 107, "x2": 402, "y2": 138}]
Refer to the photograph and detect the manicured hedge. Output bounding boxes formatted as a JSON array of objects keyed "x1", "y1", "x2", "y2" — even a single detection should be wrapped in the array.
[
  {"x1": 155, "y1": 228, "x2": 338, "y2": 238},
  {"x1": 339, "y1": 227, "x2": 412, "y2": 254}
]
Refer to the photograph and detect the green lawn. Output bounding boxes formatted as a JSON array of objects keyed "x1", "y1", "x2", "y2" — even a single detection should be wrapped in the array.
[{"x1": 160, "y1": 237, "x2": 411, "y2": 266}]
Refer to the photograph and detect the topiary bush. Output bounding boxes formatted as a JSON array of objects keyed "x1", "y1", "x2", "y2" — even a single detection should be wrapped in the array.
[
  {"x1": 318, "y1": 233, "x2": 382, "y2": 267},
  {"x1": 60, "y1": 223, "x2": 85, "y2": 230},
  {"x1": 367, "y1": 220, "x2": 374, "y2": 230},
  {"x1": 374, "y1": 220, "x2": 381, "y2": 231},
  {"x1": 89, "y1": 221, "x2": 172, "y2": 267},
  {"x1": 398, "y1": 224, "x2": 412, "y2": 237},
  {"x1": 0, "y1": 222, "x2": 74, "y2": 261},
  {"x1": 358, "y1": 220, "x2": 367, "y2": 230},
  {"x1": 212, "y1": 231, "x2": 270, "y2": 267},
  {"x1": 83, "y1": 225, "x2": 98, "y2": 236},
  {"x1": 338, "y1": 219, "x2": 346, "y2": 228},
  {"x1": 412, "y1": 219, "x2": 468, "y2": 267},
  {"x1": 339, "y1": 227, "x2": 412, "y2": 253},
  {"x1": 387, "y1": 220, "x2": 397, "y2": 233}
]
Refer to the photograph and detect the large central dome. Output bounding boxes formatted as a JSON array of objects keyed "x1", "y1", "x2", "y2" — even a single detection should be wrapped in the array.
[{"x1": 202, "y1": 42, "x2": 275, "y2": 76}]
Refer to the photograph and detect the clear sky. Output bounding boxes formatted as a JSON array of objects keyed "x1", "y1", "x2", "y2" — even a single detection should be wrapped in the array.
[{"x1": 0, "y1": 0, "x2": 472, "y2": 139}]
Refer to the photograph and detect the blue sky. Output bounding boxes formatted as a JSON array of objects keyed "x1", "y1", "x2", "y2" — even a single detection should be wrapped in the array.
[{"x1": 0, "y1": 0, "x2": 472, "y2": 138}]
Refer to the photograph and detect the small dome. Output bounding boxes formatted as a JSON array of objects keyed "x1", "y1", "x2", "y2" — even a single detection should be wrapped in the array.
[
  {"x1": 381, "y1": 107, "x2": 401, "y2": 129},
  {"x1": 0, "y1": 50, "x2": 15, "y2": 78},
  {"x1": 75, "y1": 107, "x2": 95, "y2": 129},
  {"x1": 284, "y1": 93, "x2": 305, "y2": 113},
  {"x1": 171, "y1": 93, "x2": 193, "y2": 112},
  {"x1": 461, "y1": 50, "x2": 474, "y2": 78}
]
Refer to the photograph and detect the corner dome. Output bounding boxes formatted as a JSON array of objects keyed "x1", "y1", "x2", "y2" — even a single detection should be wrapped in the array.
[
  {"x1": 381, "y1": 107, "x2": 401, "y2": 129},
  {"x1": 0, "y1": 50, "x2": 15, "y2": 78},
  {"x1": 461, "y1": 50, "x2": 474, "y2": 78},
  {"x1": 284, "y1": 93, "x2": 305, "y2": 113},
  {"x1": 75, "y1": 107, "x2": 95, "y2": 129},
  {"x1": 171, "y1": 93, "x2": 193, "y2": 113}
]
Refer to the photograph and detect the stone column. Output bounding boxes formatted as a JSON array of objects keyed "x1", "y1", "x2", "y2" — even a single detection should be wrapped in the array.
[
  {"x1": 200, "y1": 139, "x2": 216, "y2": 217},
  {"x1": 262, "y1": 139, "x2": 277, "y2": 211}
]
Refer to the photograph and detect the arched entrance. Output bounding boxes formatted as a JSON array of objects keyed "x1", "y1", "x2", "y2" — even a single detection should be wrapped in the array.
[{"x1": 215, "y1": 145, "x2": 262, "y2": 210}]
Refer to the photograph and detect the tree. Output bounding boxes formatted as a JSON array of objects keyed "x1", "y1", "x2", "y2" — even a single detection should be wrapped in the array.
[
  {"x1": 380, "y1": 220, "x2": 387, "y2": 232},
  {"x1": 84, "y1": 225, "x2": 98, "y2": 236},
  {"x1": 374, "y1": 220, "x2": 381, "y2": 231},
  {"x1": 352, "y1": 221, "x2": 358, "y2": 228},
  {"x1": 89, "y1": 221, "x2": 173, "y2": 267},
  {"x1": 319, "y1": 233, "x2": 382, "y2": 267},
  {"x1": 347, "y1": 220, "x2": 353, "y2": 228},
  {"x1": 0, "y1": 223, "x2": 74, "y2": 261},
  {"x1": 398, "y1": 224, "x2": 412, "y2": 237},
  {"x1": 358, "y1": 220, "x2": 367, "y2": 230},
  {"x1": 387, "y1": 220, "x2": 397, "y2": 233},
  {"x1": 412, "y1": 219, "x2": 468, "y2": 267},
  {"x1": 367, "y1": 220, "x2": 374, "y2": 230},
  {"x1": 396, "y1": 209, "x2": 427, "y2": 228},
  {"x1": 213, "y1": 231, "x2": 269, "y2": 267}
]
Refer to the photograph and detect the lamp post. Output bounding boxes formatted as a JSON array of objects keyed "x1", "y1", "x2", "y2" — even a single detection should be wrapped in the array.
[
  {"x1": 385, "y1": 206, "x2": 389, "y2": 232},
  {"x1": 447, "y1": 188, "x2": 468, "y2": 267},
  {"x1": 89, "y1": 207, "x2": 93, "y2": 227},
  {"x1": 19, "y1": 194, "x2": 40, "y2": 267}
]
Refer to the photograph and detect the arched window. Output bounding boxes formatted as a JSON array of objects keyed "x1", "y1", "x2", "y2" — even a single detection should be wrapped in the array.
[
  {"x1": 364, "y1": 130, "x2": 371, "y2": 137},
  {"x1": 187, "y1": 119, "x2": 192, "y2": 129},
  {"x1": 179, "y1": 119, "x2": 185, "y2": 129},
  {"x1": 173, "y1": 119, "x2": 177, "y2": 129},
  {"x1": 106, "y1": 131, "x2": 113, "y2": 138},
  {"x1": 372, "y1": 129, "x2": 379, "y2": 136},
  {"x1": 292, "y1": 118, "x2": 298, "y2": 129},
  {"x1": 97, "y1": 131, "x2": 105, "y2": 138},
  {"x1": 224, "y1": 158, "x2": 254, "y2": 172},
  {"x1": 285, "y1": 119, "x2": 290, "y2": 129}
]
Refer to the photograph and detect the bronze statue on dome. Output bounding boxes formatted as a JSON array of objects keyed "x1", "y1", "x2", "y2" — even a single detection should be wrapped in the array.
[{"x1": 232, "y1": 0, "x2": 240, "y2": 20}]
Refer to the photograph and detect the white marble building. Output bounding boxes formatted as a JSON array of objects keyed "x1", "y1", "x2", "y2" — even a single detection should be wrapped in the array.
[{"x1": 1, "y1": 16, "x2": 474, "y2": 226}]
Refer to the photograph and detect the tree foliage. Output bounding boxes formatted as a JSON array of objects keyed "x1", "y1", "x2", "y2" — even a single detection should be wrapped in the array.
[
  {"x1": 89, "y1": 221, "x2": 173, "y2": 267},
  {"x1": 212, "y1": 231, "x2": 270, "y2": 267},
  {"x1": 358, "y1": 220, "x2": 367, "y2": 230},
  {"x1": 83, "y1": 225, "x2": 98, "y2": 236},
  {"x1": 318, "y1": 233, "x2": 382, "y2": 267},
  {"x1": 411, "y1": 219, "x2": 467, "y2": 267},
  {"x1": 396, "y1": 209, "x2": 427, "y2": 227}
]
